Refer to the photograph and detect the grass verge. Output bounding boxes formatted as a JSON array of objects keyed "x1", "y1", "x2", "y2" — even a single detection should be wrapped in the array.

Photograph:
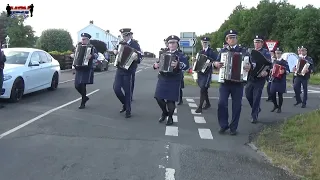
[
  {"x1": 286, "y1": 73, "x2": 320, "y2": 85},
  {"x1": 255, "y1": 109, "x2": 320, "y2": 180}
]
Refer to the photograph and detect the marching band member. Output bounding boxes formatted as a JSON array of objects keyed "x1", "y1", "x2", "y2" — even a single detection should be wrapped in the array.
[
  {"x1": 153, "y1": 35, "x2": 189, "y2": 125},
  {"x1": 245, "y1": 35, "x2": 271, "y2": 124},
  {"x1": 128, "y1": 31, "x2": 142, "y2": 101},
  {"x1": 214, "y1": 30, "x2": 251, "y2": 135},
  {"x1": 113, "y1": 28, "x2": 142, "y2": 118},
  {"x1": 270, "y1": 47, "x2": 290, "y2": 113},
  {"x1": 195, "y1": 37, "x2": 217, "y2": 113},
  {"x1": 293, "y1": 47, "x2": 302, "y2": 97},
  {"x1": 177, "y1": 48, "x2": 186, "y2": 105},
  {"x1": 74, "y1": 33, "x2": 96, "y2": 109},
  {"x1": 293, "y1": 46, "x2": 314, "y2": 108},
  {"x1": 0, "y1": 44, "x2": 6, "y2": 109},
  {"x1": 266, "y1": 50, "x2": 276, "y2": 102}
]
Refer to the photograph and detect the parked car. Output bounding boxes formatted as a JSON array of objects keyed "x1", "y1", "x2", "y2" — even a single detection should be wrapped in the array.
[
  {"x1": 0, "y1": 48, "x2": 61, "y2": 102},
  {"x1": 93, "y1": 52, "x2": 109, "y2": 71}
]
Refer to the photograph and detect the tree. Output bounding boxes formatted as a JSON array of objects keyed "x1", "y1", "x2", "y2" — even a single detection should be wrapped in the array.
[
  {"x1": 0, "y1": 11, "x2": 37, "y2": 47},
  {"x1": 37, "y1": 29, "x2": 73, "y2": 52},
  {"x1": 196, "y1": 0, "x2": 320, "y2": 70},
  {"x1": 90, "y1": 40, "x2": 107, "y2": 53}
]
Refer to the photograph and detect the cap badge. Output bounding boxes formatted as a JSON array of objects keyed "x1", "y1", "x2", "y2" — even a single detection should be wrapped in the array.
[
  {"x1": 256, "y1": 35, "x2": 258, "y2": 38},
  {"x1": 171, "y1": 35, "x2": 174, "y2": 38},
  {"x1": 230, "y1": 30, "x2": 233, "y2": 33}
]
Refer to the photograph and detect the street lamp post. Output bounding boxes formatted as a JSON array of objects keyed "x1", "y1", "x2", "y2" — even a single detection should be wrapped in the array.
[{"x1": 5, "y1": 35, "x2": 10, "y2": 48}]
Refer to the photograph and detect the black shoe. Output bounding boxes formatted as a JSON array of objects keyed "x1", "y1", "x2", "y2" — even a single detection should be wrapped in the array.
[
  {"x1": 276, "y1": 108, "x2": 282, "y2": 113},
  {"x1": 159, "y1": 113, "x2": 168, "y2": 122},
  {"x1": 251, "y1": 118, "x2": 258, "y2": 124},
  {"x1": 195, "y1": 107, "x2": 202, "y2": 113},
  {"x1": 301, "y1": 104, "x2": 306, "y2": 108},
  {"x1": 166, "y1": 116, "x2": 173, "y2": 125},
  {"x1": 294, "y1": 102, "x2": 302, "y2": 106},
  {"x1": 125, "y1": 112, "x2": 131, "y2": 118},
  {"x1": 203, "y1": 104, "x2": 211, "y2": 110},
  {"x1": 271, "y1": 106, "x2": 278, "y2": 112},
  {"x1": 120, "y1": 105, "x2": 126, "y2": 113},
  {"x1": 0, "y1": 104, "x2": 4, "y2": 109},
  {"x1": 78, "y1": 104, "x2": 85, "y2": 109},
  {"x1": 218, "y1": 127, "x2": 229, "y2": 134},
  {"x1": 177, "y1": 100, "x2": 183, "y2": 105},
  {"x1": 230, "y1": 131, "x2": 237, "y2": 136}
]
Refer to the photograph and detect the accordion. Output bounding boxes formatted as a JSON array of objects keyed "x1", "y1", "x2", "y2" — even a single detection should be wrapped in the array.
[
  {"x1": 271, "y1": 64, "x2": 285, "y2": 79},
  {"x1": 159, "y1": 52, "x2": 178, "y2": 73},
  {"x1": 192, "y1": 53, "x2": 211, "y2": 73},
  {"x1": 250, "y1": 49, "x2": 272, "y2": 77},
  {"x1": 218, "y1": 52, "x2": 250, "y2": 83},
  {"x1": 73, "y1": 44, "x2": 93, "y2": 69},
  {"x1": 114, "y1": 44, "x2": 138, "y2": 70},
  {"x1": 295, "y1": 58, "x2": 310, "y2": 76}
]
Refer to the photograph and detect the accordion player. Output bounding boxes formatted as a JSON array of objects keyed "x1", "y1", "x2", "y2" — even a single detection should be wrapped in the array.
[
  {"x1": 294, "y1": 57, "x2": 310, "y2": 76},
  {"x1": 159, "y1": 52, "x2": 178, "y2": 73},
  {"x1": 192, "y1": 53, "x2": 211, "y2": 73},
  {"x1": 114, "y1": 43, "x2": 138, "y2": 70},
  {"x1": 249, "y1": 49, "x2": 272, "y2": 78},
  {"x1": 218, "y1": 51, "x2": 250, "y2": 83},
  {"x1": 73, "y1": 43, "x2": 94, "y2": 69}
]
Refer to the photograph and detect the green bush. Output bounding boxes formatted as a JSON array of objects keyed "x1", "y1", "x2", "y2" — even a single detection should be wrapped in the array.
[
  {"x1": 37, "y1": 29, "x2": 73, "y2": 52},
  {"x1": 48, "y1": 50, "x2": 73, "y2": 55}
]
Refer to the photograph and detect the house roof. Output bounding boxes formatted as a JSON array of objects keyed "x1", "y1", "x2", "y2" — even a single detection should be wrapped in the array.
[{"x1": 77, "y1": 23, "x2": 118, "y2": 39}]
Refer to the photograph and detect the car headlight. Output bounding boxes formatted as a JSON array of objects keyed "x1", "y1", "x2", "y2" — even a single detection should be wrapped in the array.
[{"x1": 3, "y1": 74, "x2": 12, "y2": 81}]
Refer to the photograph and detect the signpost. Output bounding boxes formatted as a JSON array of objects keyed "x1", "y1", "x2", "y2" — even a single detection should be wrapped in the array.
[
  {"x1": 265, "y1": 40, "x2": 279, "y2": 52},
  {"x1": 179, "y1": 32, "x2": 197, "y2": 56}
]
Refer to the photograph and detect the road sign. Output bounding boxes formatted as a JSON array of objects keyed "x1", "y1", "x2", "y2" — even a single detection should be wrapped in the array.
[
  {"x1": 265, "y1": 40, "x2": 278, "y2": 52},
  {"x1": 179, "y1": 32, "x2": 196, "y2": 54},
  {"x1": 179, "y1": 38, "x2": 196, "y2": 47}
]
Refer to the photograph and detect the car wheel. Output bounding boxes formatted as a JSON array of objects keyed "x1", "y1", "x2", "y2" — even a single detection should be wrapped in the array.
[
  {"x1": 99, "y1": 65, "x2": 104, "y2": 72},
  {"x1": 9, "y1": 78, "x2": 25, "y2": 103},
  {"x1": 48, "y1": 72, "x2": 59, "y2": 91}
]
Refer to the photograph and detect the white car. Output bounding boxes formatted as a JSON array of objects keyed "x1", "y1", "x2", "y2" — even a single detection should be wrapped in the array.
[{"x1": 1, "y1": 48, "x2": 61, "y2": 102}]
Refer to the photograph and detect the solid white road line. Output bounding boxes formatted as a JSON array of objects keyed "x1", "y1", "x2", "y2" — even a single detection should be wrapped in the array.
[
  {"x1": 198, "y1": 128, "x2": 213, "y2": 139},
  {"x1": 172, "y1": 115, "x2": 178, "y2": 123},
  {"x1": 186, "y1": 98, "x2": 195, "y2": 103},
  {"x1": 194, "y1": 116, "x2": 206, "y2": 124},
  {"x1": 184, "y1": 96, "x2": 294, "y2": 99},
  {"x1": 165, "y1": 126, "x2": 178, "y2": 136},
  {"x1": 0, "y1": 89, "x2": 100, "y2": 139},
  {"x1": 191, "y1": 109, "x2": 201, "y2": 115},
  {"x1": 165, "y1": 168, "x2": 176, "y2": 180},
  {"x1": 188, "y1": 103, "x2": 198, "y2": 108}
]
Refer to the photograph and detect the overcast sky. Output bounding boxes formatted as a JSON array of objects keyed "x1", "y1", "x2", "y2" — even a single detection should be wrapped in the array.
[{"x1": 2, "y1": 0, "x2": 319, "y2": 54}]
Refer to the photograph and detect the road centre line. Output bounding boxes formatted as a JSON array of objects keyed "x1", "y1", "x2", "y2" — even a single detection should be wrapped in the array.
[{"x1": 0, "y1": 89, "x2": 100, "y2": 139}]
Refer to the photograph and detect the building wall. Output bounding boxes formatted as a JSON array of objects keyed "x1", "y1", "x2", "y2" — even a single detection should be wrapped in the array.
[{"x1": 77, "y1": 23, "x2": 120, "y2": 51}]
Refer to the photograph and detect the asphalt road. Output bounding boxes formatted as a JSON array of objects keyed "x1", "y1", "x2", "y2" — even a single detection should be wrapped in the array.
[{"x1": 0, "y1": 58, "x2": 319, "y2": 180}]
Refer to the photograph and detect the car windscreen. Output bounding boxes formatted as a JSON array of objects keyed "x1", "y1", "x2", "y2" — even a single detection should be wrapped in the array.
[{"x1": 3, "y1": 50, "x2": 30, "y2": 64}]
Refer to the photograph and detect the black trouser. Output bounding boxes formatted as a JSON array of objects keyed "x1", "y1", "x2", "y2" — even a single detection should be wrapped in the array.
[
  {"x1": 271, "y1": 92, "x2": 283, "y2": 108},
  {"x1": 179, "y1": 89, "x2": 183, "y2": 102},
  {"x1": 155, "y1": 98, "x2": 175, "y2": 117},
  {"x1": 199, "y1": 87, "x2": 209, "y2": 107},
  {"x1": 75, "y1": 84, "x2": 87, "y2": 101}
]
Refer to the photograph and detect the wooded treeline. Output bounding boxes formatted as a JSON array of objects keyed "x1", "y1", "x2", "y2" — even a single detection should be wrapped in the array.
[{"x1": 195, "y1": 0, "x2": 320, "y2": 70}]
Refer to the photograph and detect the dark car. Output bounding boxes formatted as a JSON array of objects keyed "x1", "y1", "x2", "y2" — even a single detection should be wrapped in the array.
[{"x1": 93, "y1": 52, "x2": 109, "y2": 71}]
